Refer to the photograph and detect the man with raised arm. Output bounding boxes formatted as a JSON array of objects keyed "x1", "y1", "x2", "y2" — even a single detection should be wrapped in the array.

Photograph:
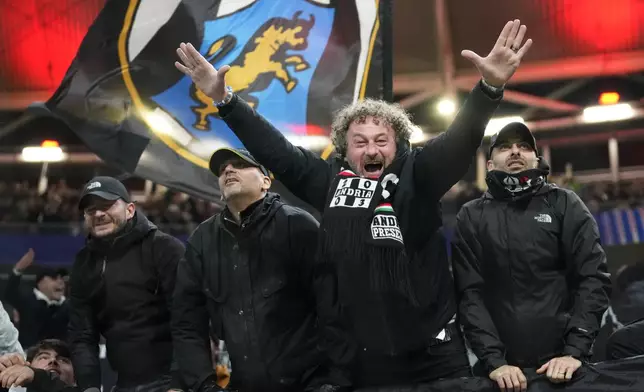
[{"x1": 175, "y1": 20, "x2": 533, "y2": 388}]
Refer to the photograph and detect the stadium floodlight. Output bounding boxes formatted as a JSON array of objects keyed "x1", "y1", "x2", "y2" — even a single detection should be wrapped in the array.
[
  {"x1": 436, "y1": 98, "x2": 456, "y2": 117},
  {"x1": 484, "y1": 116, "x2": 525, "y2": 137},
  {"x1": 582, "y1": 103, "x2": 634, "y2": 123},
  {"x1": 20, "y1": 140, "x2": 67, "y2": 162}
]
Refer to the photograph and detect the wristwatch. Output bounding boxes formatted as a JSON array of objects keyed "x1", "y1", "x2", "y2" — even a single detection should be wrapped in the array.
[
  {"x1": 214, "y1": 86, "x2": 234, "y2": 108},
  {"x1": 480, "y1": 79, "x2": 504, "y2": 97}
]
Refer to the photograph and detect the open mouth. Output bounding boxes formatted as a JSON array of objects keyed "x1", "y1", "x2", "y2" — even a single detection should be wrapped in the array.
[
  {"x1": 47, "y1": 369, "x2": 60, "y2": 376},
  {"x1": 364, "y1": 163, "x2": 383, "y2": 174},
  {"x1": 225, "y1": 178, "x2": 239, "y2": 186}
]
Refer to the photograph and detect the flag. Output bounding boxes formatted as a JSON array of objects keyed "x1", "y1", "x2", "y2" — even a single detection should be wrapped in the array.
[{"x1": 37, "y1": 0, "x2": 385, "y2": 201}]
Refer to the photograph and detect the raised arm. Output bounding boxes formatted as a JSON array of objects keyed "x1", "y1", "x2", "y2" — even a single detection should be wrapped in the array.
[
  {"x1": 414, "y1": 20, "x2": 532, "y2": 200},
  {"x1": 175, "y1": 42, "x2": 331, "y2": 211}
]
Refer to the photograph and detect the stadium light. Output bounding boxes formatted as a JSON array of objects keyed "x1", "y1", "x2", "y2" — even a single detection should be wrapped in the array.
[
  {"x1": 484, "y1": 116, "x2": 525, "y2": 137},
  {"x1": 436, "y1": 98, "x2": 456, "y2": 117},
  {"x1": 21, "y1": 140, "x2": 67, "y2": 162},
  {"x1": 409, "y1": 125, "x2": 428, "y2": 144},
  {"x1": 599, "y1": 92, "x2": 620, "y2": 105},
  {"x1": 582, "y1": 103, "x2": 634, "y2": 123}
]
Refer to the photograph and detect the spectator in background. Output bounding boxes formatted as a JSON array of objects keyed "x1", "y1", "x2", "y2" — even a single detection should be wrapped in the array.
[
  {"x1": 0, "y1": 302, "x2": 23, "y2": 357},
  {"x1": 4, "y1": 249, "x2": 69, "y2": 349},
  {"x1": 68, "y1": 176, "x2": 185, "y2": 392},
  {"x1": 0, "y1": 339, "x2": 76, "y2": 392}
]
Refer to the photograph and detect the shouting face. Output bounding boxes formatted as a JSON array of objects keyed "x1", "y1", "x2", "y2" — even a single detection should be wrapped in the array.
[{"x1": 345, "y1": 116, "x2": 397, "y2": 179}]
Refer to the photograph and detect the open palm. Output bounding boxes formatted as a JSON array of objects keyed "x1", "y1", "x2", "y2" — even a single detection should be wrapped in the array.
[
  {"x1": 461, "y1": 19, "x2": 533, "y2": 87},
  {"x1": 175, "y1": 42, "x2": 230, "y2": 101}
]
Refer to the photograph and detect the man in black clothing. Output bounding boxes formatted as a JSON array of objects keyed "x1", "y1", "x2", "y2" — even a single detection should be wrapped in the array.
[
  {"x1": 68, "y1": 177, "x2": 185, "y2": 392},
  {"x1": 452, "y1": 123, "x2": 611, "y2": 391},
  {"x1": 175, "y1": 18, "x2": 533, "y2": 389},
  {"x1": 5, "y1": 249, "x2": 69, "y2": 348},
  {"x1": 173, "y1": 148, "x2": 341, "y2": 392},
  {"x1": 0, "y1": 339, "x2": 76, "y2": 392}
]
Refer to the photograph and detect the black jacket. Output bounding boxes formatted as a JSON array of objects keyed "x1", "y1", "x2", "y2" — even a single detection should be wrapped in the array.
[
  {"x1": 4, "y1": 273, "x2": 69, "y2": 348},
  {"x1": 452, "y1": 183, "x2": 612, "y2": 372},
  {"x1": 68, "y1": 212, "x2": 184, "y2": 390},
  {"x1": 173, "y1": 193, "x2": 337, "y2": 392},
  {"x1": 217, "y1": 82, "x2": 501, "y2": 360}
]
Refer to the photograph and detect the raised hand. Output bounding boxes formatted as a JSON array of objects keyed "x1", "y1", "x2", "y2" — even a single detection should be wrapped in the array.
[
  {"x1": 175, "y1": 42, "x2": 230, "y2": 101},
  {"x1": 14, "y1": 248, "x2": 35, "y2": 273},
  {"x1": 461, "y1": 19, "x2": 533, "y2": 87}
]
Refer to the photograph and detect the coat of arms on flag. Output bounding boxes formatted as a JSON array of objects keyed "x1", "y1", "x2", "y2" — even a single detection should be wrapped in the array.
[{"x1": 40, "y1": 0, "x2": 384, "y2": 200}]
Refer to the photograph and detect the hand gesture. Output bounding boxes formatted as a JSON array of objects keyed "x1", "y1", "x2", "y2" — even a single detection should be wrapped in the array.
[
  {"x1": 15, "y1": 248, "x2": 35, "y2": 273},
  {"x1": 536, "y1": 355, "x2": 581, "y2": 383},
  {"x1": 489, "y1": 364, "x2": 528, "y2": 391},
  {"x1": 0, "y1": 365, "x2": 34, "y2": 388},
  {"x1": 0, "y1": 353, "x2": 27, "y2": 372},
  {"x1": 462, "y1": 19, "x2": 533, "y2": 87},
  {"x1": 175, "y1": 42, "x2": 230, "y2": 101}
]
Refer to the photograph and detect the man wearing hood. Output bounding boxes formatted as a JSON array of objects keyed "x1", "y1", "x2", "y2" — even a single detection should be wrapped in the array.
[
  {"x1": 68, "y1": 177, "x2": 185, "y2": 392},
  {"x1": 175, "y1": 18, "x2": 533, "y2": 389},
  {"x1": 452, "y1": 123, "x2": 611, "y2": 391}
]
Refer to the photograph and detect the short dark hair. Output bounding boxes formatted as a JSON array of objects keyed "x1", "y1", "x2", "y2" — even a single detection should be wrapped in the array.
[{"x1": 26, "y1": 339, "x2": 71, "y2": 362}]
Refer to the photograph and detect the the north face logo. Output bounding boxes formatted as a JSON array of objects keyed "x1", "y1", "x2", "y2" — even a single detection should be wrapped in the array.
[
  {"x1": 86, "y1": 182, "x2": 101, "y2": 190},
  {"x1": 534, "y1": 213, "x2": 552, "y2": 223}
]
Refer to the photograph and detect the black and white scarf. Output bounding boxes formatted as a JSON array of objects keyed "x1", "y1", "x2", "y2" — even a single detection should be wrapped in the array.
[
  {"x1": 486, "y1": 168, "x2": 548, "y2": 200},
  {"x1": 319, "y1": 154, "x2": 417, "y2": 303}
]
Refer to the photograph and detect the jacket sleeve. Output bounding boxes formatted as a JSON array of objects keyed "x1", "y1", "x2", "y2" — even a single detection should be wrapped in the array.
[
  {"x1": 560, "y1": 190, "x2": 612, "y2": 359},
  {"x1": 219, "y1": 95, "x2": 331, "y2": 211},
  {"x1": 0, "y1": 301, "x2": 23, "y2": 356},
  {"x1": 68, "y1": 262, "x2": 102, "y2": 390},
  {"x1": 413, "y1": 81, "x2": 501, "y2": 201},
  {"x1": 171, "y1": 238, "x2": 218, "y2": 391},
  {"x1": 30, "y1": 368, "x2": 80, "y2": 392},
  {"x1": 152, "y1": 232, "x2": 185, "y2": 390},
  {"x1": 4, "y1": 271, "x2": 28, "y2": 313},
  {"x1": 290, "y1": 210, "x2": 354, "y2": 390},
  {"x1": 452, "y1": 206, "x2": 508, "y2": 374}
]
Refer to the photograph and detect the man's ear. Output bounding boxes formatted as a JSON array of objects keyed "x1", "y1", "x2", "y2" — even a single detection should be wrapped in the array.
[
  {"x1": 486, "y1": 159, "x2": 494, "y2": 171},
  {"x1": 262, "y1": 175, "x2": 271, "y2": 192},
  {"x1": 126, "y1": 202, "x2": 136, "y2": 219}
]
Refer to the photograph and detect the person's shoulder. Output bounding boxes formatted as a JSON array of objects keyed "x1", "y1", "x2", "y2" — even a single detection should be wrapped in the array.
[
  {"x1": 151, "y1": 228, "x2": 185, "y2": 250},
  {"x1": 280, "y1": 204, "x2": 319, "y2": 228}
]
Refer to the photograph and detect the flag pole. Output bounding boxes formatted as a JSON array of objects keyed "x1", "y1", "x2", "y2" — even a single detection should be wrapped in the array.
[{"x1": 380, "y1": 0, "x2": 394, "y2": 103}]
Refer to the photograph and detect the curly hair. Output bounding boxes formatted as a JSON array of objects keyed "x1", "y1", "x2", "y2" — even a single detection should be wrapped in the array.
[
  {"x1": 331, "y1": 99, "x2": 414, "y2": 156},
  {"x1": 26, "y1": 339, "x2": 70, "y2": 362}
]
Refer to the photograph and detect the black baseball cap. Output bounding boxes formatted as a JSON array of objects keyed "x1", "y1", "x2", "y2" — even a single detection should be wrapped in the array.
[
  {"x1": 489, "y1": 122, "x2": 537, "y2": 157},
  {"x1": 209, "y1": 148, "x2": 269, "y2": 176},
  {"x1": 78, "y1": 176, "x2": 131, "y2": 210},
  {"x1": 36, "y1": 266, "x2": 68, "y2": 283}
]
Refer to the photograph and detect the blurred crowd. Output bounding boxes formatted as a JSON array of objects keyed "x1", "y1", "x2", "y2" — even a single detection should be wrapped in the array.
[
  {"x1": 2, "y1": 175, "x2": 644, "y2": 235},
  {"x1": 0, "y1": 180, "x2": 222, "y2": 235}
]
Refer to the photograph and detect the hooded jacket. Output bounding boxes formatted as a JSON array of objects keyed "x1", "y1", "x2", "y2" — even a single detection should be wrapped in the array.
[
  {"x1": 68, "y1": 212, "x2": 184, "y2": 390},
  {"x1": 216, "y1": 82, "x2": 501, "y2": 367},
  {"x1": 452, "y1": 180, "x2": 611, "y2": 372}
]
